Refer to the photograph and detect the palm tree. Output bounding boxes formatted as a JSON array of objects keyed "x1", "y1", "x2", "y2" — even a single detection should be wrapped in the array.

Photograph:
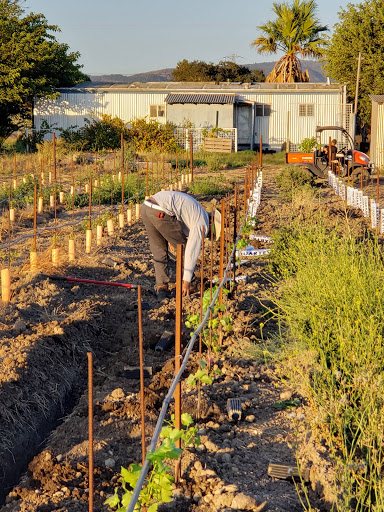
[{"x1": 251, "y1": 0, "x2": 328, "y2": 83}]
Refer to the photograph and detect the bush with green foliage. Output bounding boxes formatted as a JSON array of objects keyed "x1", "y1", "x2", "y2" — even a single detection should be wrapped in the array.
[
  {"x1": 187, "y1": 175, "x2": 231, "y2": 195},
  {"x1": 81, "y1": 114, "x2": 128, "y2": 151},
  {"x1": 298, "y1": 137, "x2": 320, "y2": 153},
  {"x1": 275, "y1": 166, "x2": 314, "y2": 201},
  {"x1": 129, "y1": 118, "x2": 180, "y2": 153},
  {"x1": 269, "y1": 220, "x2": 384, "y2": 509}
]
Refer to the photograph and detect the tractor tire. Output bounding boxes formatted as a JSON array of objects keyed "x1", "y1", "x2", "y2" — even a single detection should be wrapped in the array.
[{"x1": 351, "y1": 167, "x2": 371, "y2": 185}]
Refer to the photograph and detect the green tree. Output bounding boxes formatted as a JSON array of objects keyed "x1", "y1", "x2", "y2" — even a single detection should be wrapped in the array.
[
  {"x1": 324, "y1": 0, "x2": 384, "y2": 128},
  {"x1": 0, "y1": 0, "x2": 88, "y2": 144},
  {"x1": 173, "y1": 60, "x2": 216, "y2": 82},
  {"x1": 251, "y1": 0, "x2": 328, "y2": 82},
  {"x1": 173, "y1": 59, "x2": 265, "y2": 83},
  {"x1": 252, "y1": 69, "x2": 266, "y2": 82}
]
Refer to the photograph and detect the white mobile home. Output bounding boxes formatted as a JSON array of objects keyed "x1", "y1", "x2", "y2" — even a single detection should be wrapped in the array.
[
  {"x1": 370, "y1": 95, "x2": 384, "y2": 168},
  {"x1": 34, "y1": 81, "x2": 351, "y2": 151}
]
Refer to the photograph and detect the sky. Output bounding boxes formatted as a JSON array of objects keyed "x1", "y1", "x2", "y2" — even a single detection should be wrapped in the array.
[{"x1": 26, "y1": 0, "x2": 352, "y2": 76}]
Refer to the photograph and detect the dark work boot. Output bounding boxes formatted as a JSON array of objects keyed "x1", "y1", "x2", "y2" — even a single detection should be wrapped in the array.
[{"x1": 156, "y1": 285, "x2": 171, "y2": 302}]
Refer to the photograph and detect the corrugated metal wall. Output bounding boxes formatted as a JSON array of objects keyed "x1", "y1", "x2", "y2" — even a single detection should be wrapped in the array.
[
  {"x1": 376, "y1": 103, "x2": 384, "y2": 168},
  {"x1": 34, "y1": 88, "x2": 347, "y2": 150},
  {"x1": 238, "y1": 90, "x2": 345, "y2": 149},
  {"x1": 34, "y1": 91, "x2": 168, "y2": 132}
]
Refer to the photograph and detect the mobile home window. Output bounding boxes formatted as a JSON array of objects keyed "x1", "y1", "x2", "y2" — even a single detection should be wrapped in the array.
[
  {"x1": 255, "y1": 104, "x2": 271, "y2": 116},
  {"x1": 150, "y1": 105, "x2": 165, "y2": 118},
  {"x1": 299, "y1": 104, "x2": 314, "y2": 117}
]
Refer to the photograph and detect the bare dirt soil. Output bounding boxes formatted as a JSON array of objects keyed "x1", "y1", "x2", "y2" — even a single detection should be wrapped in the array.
[{"x1": 0, "y1": 164, "x2": 371, "y2": 512}]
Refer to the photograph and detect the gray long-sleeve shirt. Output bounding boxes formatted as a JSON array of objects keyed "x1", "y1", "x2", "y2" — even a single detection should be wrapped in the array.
[{"x1": 152, "y1": 191, "x2": 209, "y2": 282}]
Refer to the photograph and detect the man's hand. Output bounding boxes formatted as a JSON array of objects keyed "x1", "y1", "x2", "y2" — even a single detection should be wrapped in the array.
[{"x1": 182, "y1": 280, "x2": 191, "y2": 296}]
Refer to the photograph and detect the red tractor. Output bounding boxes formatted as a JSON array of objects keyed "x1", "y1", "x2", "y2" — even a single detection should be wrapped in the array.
[{"x1": 286, "y1": 126, "x2": 374, "y2": 181}]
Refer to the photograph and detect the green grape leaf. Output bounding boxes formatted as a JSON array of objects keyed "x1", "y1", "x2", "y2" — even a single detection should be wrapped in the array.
[
  {"x1": 181, "y1": 412, "x2": 194, "y2": 426},
  {"x1": 121, "y1": 490, "x2": 134, "y2": 508},
  {"x1": 159, "y1": 426, "x2": 173, "y2": 438},
  {"x1": 186, "y1": 374, "x2": 197, "y2": 387},
  {"x1": 120, "y1": 465, "x2": 142, "y2": 488},
  {"x1": 104, "y1": 490, "x2": 120, "y2": 507}
]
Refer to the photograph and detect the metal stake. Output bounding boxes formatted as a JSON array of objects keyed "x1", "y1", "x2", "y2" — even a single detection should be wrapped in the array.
[
  {"x1": 190, "y1": 133, "x2": 194, "y2": 181},
  {"x1": 138, "y1": 286, "x2": 146, "y2": 464},
  {"x1": 174, "y1": 244, "x2": 183, "y2": 482},
  {"x1": 33, "y1": 184, "x2": 37, "y2": 252},
  {"x1": 197, "y1": 228, "x2": 205, "y2": 419},
  {"x1": 87, "y1": 352, "x2": 94, "y2": 512},
  {"x1": 121, "y1": 134, "x2": 125, "y2": 214}
]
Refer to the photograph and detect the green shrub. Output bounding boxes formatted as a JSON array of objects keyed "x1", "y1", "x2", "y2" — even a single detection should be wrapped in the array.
[
  {"x1": 83, "y1": 114, "x2": 128, "y2": 151},
  {"x1": 130, "y1": 118, "x2": 180, "y2": 153},
  {"x1": 298, "y1": 136, "x2": 320, "y2": 153},
  {"x1": 270, "y1": 220, "x2": 384, "y2": 510},
  {"x1": 204, "y1": 152, "x2": 224, "y2": 172},
  {"x1": 275, "y1": 166, "x2": 314, "y2": 201},
  {"x1": 188, "y1": 175, "x2": 231, "y2": 195}
]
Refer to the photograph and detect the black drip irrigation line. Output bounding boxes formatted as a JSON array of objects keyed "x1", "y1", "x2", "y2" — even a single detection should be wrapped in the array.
[{"x1": 125, "y1": 168, "x2": 263, "y2": 512}]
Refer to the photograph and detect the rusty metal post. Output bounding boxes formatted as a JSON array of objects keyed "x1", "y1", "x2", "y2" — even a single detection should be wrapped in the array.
[
  {"x1": 146, "y1": 161, "x2": 149, "y2": 197},
  {"x1": 243, "y1": 173, "x2": 248, "y2": 218},
  {"x1": 87, "y1": 352, "x2": 94, "y2": 512},
  {"x1": 360, "y1": 164, "x2": 363, "y2": 191},
  {"x1": 190, "y1": 133, "x2": 194, "y2": 181},
  {"x1": 40, "y1": 158, "x2": 43, "y2": 192},
  {"x1": 174, "y1": 244, "x2": 183, "y2": 482},
  {"x1": 14, "y1": 152, "x2": 17, "y2": 189},
  {"x1": 233, "y1": 184, "x2": 238, "y2": 288},
  {"x1": 88, "y1": 174, "x2": 92, "y2": 230},
  {"x1": 197, "y1": 228, "x2": 205, "y2": 419},
  {"x1": 137, "y1": 286, "x2": 146, "y2": 464},
  {"x1": 53, "y1": 132, "x2": 57, "y2": 183},
  {"x1": 121, "y1": 134, "x2": 125, "y2": 213},
  {"x1": 33, "y1": 184, "x2": 37, "y2": 252},
  {"x1": 208, "y1": 205, "x2": 214, "y2": 370},
  {"x1": 53, "y1": 132, "x2": 57, "y2": 232},
  {"x1": 328, "y1": 136, "x2": 332, "y2": 169},
  {"x1": 219, "y1": 199, "x2": 225, "y2": 305}
]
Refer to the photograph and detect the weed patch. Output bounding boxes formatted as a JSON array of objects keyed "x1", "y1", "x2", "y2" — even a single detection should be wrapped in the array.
[{"x1": 269, "y1": 218, "x2": 384, "y2": 510}]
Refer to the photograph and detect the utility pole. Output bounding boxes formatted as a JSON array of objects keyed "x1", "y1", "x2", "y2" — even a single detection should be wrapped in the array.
[{"x1": 354, "y1": 52, "x2": 363, "y2": 147}]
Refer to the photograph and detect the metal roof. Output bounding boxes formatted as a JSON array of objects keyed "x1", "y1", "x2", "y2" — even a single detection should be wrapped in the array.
[
  {"x1": 370, "y1": 95, "x2": 384, "y2": 103},
  {"x1": 58, "y1": 81, "x2": 343, "y2": 94},
  {"x1": 165, "y1": 93, "x2": 236, "y2": 104}
]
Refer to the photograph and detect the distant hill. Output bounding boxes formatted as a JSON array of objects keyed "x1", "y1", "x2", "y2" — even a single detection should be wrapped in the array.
[
  {"x1": 89, "y1": 60, "x2": 327, "y2": 84},
  {"x1": 90, "y1": 68, "x2": 174, "y2": 83}
]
